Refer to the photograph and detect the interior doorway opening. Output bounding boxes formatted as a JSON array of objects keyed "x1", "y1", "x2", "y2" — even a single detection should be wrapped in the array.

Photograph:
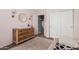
[{"x1": 38, "y1": 15, "x2": 44, "y2": 37}]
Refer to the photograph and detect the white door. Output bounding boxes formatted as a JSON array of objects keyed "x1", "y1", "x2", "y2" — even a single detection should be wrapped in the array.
[
  {"x1": 50, "y1": 10, "x2": 76, "y2": 47},
  {"x1": 50, "y1": 12, "x2": 61, "y2": 38}
]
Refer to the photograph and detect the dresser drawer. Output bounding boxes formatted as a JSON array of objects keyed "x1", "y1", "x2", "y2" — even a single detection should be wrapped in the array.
[{"x1": 13, "y1": 28, "x2": 34, "y2": 44}]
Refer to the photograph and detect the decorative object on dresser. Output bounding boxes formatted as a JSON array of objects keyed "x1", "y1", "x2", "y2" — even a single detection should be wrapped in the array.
[{"x1": 13, "y1": 28, "x2": 34, "y2": 44}]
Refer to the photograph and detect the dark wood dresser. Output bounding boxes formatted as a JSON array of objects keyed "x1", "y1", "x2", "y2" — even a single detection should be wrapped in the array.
[{"x1": 13, "y1": 28, "x2": 34, "y2": 44}]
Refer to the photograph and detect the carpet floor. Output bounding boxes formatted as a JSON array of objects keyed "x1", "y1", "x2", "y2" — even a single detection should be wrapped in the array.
[{"x1": 10, "y1": 37, "x2": 53, "y2": 50}]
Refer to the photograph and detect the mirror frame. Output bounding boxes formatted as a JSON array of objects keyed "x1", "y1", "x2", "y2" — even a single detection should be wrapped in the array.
[{"x1": 18, "y1": 13, "x2": 27, "y2": 23}]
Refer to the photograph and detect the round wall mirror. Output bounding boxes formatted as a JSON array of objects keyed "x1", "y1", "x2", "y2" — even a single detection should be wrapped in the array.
[{"x1": 19, "y1": 13, "x2": 27, "y2": 22}]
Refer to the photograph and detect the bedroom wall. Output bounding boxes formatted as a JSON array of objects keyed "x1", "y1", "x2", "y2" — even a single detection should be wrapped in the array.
[
  {"x1": 0, "y1": 9, "x2": 33, "y2": 48},
  {"x1": 1, "y1": 9, "x2": 79, "y2": 48},
  {"x1": 74, "y1": 9, "x2": 79, "y2": 46},
  {"x1": 32, "y1": 14, "x2": 38, "y2": 35},
  {"x1": 44, "y1": 10, "x2": 50, "y2": 37}
]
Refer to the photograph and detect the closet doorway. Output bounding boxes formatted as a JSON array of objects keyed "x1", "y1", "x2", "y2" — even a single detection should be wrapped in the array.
[
  {"x1": 38, "y1": 15, "x2": 44, "y2": 36},
  {"x1": 49, "y1": 10, "x2": 76, "y2": 47}
]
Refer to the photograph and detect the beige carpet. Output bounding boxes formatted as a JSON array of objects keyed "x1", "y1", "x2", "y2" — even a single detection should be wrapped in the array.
[{"x1": 10, "y1": 37, "x2": 53, "y2": 50}]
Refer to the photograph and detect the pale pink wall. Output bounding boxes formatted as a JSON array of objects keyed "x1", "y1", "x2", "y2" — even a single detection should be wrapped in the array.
[
  {"x1": 74, "y1": 10, "x2": 79, "y2": 43},
  {"x1": 0, "y1": 9, "x2": 46, "y2": 48},
  {"x1": 32, "y1": 15, "x2": 38, "y2": 35},
  {"x1": 0, "y1": 9, "x2": 33, "y2": 48}
]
